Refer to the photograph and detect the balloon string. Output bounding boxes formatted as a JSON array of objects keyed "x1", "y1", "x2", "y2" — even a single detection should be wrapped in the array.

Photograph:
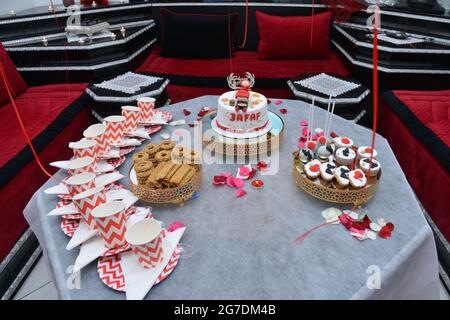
[
  {"x1": 292, "y1": 1, "x2": 380, "y2": 246},
  {"x1": 239, "y1": 0, "x2": 249, "y2": 48},
  {"x1": 308, "y1": 0, "x2": 315, "y2": 75},
  {"x1": 0, "y1": 62, "x2": 62, "y2": 183}
]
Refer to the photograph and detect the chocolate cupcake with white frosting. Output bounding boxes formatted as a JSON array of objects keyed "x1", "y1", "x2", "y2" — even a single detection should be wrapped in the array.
[
  {"x1": 304, "y1": 159, "x2": 321, "y2": 179},
  {"x1": 334, "y1": 166, "x2": 350, "y2": 187},
  {"x1": 349, "y1": 169, "x2": 367, "y2": 188},
  {"x1": 357, "y1": 146, "x2": 377, "y2": 160},
  {"x1": 359, "y1": 158, "x2": 381, "y2": 177},
  {"x1": 335, "y1": 147, "x2": 356, "y2": 166},
  {"x1": 320, "y1": 162, "x2": 337, "y2": 181},
  {"x1": 333, "y1": 136, "x2": 353, "y2": 149}
]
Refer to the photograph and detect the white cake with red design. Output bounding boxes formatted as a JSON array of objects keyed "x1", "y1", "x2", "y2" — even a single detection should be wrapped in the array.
[{"x1": 212, "y1": 73, "x2": 272, "y2": 138}]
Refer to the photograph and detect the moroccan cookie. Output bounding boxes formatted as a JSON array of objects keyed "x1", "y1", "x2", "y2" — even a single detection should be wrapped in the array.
[
  {"x1": 144, "y1": 143, "x2": 159, "y2": 156},
  {"x1": 155, "y1": 150, "x2": 172, "y2": 162},
  {"x1": 132, "y1": 151, "x2": 149, "y2": 164},
  {"x1": 134, "y1": 160, "x2": 153, "y2": 173},
  {"x1": 159, "y1": 140, "x2": 175, "y2": 150},
  {"x1": 179, "y1": 167, "x2": 196, "y2": 186}
]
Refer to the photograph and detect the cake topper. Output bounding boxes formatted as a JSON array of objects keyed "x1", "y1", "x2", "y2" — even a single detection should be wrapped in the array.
[{"x1": 227, "y1": 72, "x2": 255, "y2": 112}]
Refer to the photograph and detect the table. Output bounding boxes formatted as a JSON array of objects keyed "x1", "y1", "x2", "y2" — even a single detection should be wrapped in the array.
[
  {"x1": 24, "y1": 96, "x2": 440, "y2": 299},
  {"x1": 287, "y1": 73, "x2": 370, "y2": 121}
]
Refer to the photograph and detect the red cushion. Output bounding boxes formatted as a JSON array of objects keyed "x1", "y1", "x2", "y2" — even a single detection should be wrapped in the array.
[
  {"x1": 0, "y1": 43, "x2": 28, "y2": 106},
  {"x1": 393, "y1": 89, "x2": 450, "y2": 148},
  {"x1": 0, "y1": 83, "x2": 88, "y2": 168},
  {"x1": 379, "y1": 99, "x2": 450, "y2": 241},
  {"x1": 255, "y1": 11, "x2": 331, "y2": 60},
  {"x1": 136, "y1": 47, "x2": 349, "y2": 79}
]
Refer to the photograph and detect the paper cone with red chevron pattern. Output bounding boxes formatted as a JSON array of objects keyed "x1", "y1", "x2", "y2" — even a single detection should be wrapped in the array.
[
  {"x1": 92, "y1": 201, "x2": 127, "y2": 249},
  {"x1": 70, "y1": 139, "x2": 98, "y2": 167},
  {"x1": 72, "y1": 186, "x2": 107, "y2": 229},
  {"x1": 125, "y1": 219, "x2": 164, "y2": 268},
  {"x1": 104, "y1": 115, "x2": 126, "y2": 146},
  {"x1": 84, "y1": 123, "x2": 110, "y2": 155},
  {"x1": 65, "y1": 172, "x2": 96, "y2": 197},
  {"x1": 121, "y1": 106, "x2": 141, "y2": 133},
  {"x1": 137, "y1": 97, "x2": 155, "y2": 122}
]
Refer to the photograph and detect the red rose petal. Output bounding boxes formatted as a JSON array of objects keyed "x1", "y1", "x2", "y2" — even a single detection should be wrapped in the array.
[
  {"x1": 236, "y1": 189, "x2": 247, "y2": 198},
  {"x1": 256, "y1": 161, "x2": 268, "y2": 170},
  {"x1": 248, "y1": 168, "x2": 257, "y2": 179},
  {"x1": 379, "y1": 226, "x2": 392, "y2": 239},
  {"x1": 183, "y1": 109, "x2": 191, "y2": 116},
  {"x1": 279, "y1": 108, "x2": 287, "y2": 114},
  {"x1": 300, "y1": 120, "x2": 308, "y2": 127},
  {"x1": 188, "y1": 123, "x2": 195, "y2": 128},
  {"x1": 386, "y1": 222, "x2": 395, "y2": 232},
  {"x1": 275, "y1": 100, "x2": 283, "y2": 105},
  {"x1": 213, "y1": 176, "x2": 227, "y2": 185},
  {"x1": 239, "y1": 166, "x2": 250, "y2": 177}
]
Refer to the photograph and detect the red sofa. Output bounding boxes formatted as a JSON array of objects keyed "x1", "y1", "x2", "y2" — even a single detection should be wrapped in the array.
[
  {"x1": 136, "y1": 47, "x2": 350, "y2": 104},
  {"x1": 0, "y1": 44, "x2": 94, "y2": 261},
  {"x1": 380, "y1": 90, "x2": 450, "y2": 240}
]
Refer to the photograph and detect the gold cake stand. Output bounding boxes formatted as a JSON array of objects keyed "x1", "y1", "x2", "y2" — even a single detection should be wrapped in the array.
[
  {"x1": 292, "y1": 155, "x2": 381, "y2": 206},
  {"x1": 201, "y1": 110, "x2": 285, "y2": 157},
  {"x1": 129, "y1": 166, "x2": 203, "y2": 204}
]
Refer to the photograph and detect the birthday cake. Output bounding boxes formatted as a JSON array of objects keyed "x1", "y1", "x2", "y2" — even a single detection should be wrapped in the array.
[{"x1": 212, "y1": 73, "x2": 271, "y2": 138}]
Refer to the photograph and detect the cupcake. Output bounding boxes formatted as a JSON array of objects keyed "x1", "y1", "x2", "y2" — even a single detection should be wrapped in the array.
[
  {"x1": 359, "y1": 158, "x2": 381, "y2": 177},
  {"x1": 334, "y1": 166, "x2": 350, "y2": 187},
  {"x1": 320, "y1": 162, "x2": 337, "y2": 181},
  {"x1": 298, "y1": 148, "x2": 315, "y2": 163},
  {"x1": 357, "y1": 146, "x2": 377, "y2": 160},
  {"x1": 304, "y1": 159, "x2": 321, "y2": 179},
  {"x1": 335, "y1": 147, "x2": 356, "y2": 166},
  {"x1": 349, "y1": 169, "x2": 367, "y2": 188},
  {"x1": 333, "y1": 136, "x2": 353, "y2": 149},
  {"x1": 317, "y1": 143, "x2": 335, "y2": 160}
]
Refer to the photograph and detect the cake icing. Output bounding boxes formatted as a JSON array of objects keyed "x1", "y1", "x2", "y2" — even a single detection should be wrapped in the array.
[{"x1": 215, "y1": 91, "x2": 270, "y2": 134}]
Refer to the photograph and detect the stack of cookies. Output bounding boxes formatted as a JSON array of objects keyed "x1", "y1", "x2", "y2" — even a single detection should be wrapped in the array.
[{"x1": 132, "y1": 141, "x2": 201, "y2": 190}]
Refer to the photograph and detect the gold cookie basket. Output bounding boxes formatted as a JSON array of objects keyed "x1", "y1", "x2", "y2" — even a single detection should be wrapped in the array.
[
  {"x1": 292, "y1": 151, "x2": 381, "y2": 205},
  {"x1": 201, "y1": 110, "x2": 284, "y2": 157},
  {"x1": 129, "y1": 166, "x2": 203, "y2": 204}
]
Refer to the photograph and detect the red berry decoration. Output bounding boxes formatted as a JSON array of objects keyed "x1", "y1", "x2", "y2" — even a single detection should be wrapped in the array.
[
  {"x1": 182, "y1": 109, "x2": 191, "y2": 116},
  {"x1": 310, "y1": 164, "x2": 320, "y2": 173},
  {"x1": 342, "y1": 137, "x2": 350, "y2": 144},
  {"x1": 354, "y1": 170, "x2": 364, "y2": 179},
  {"x1": 248, "y1": 168, "x2": 257, "y2": 179},
  {"x1": 379, "y1": 225, "x2": 392, "y2": 239}
]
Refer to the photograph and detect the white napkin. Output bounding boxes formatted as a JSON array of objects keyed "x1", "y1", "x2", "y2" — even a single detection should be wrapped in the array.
[
  {"x1": 72, "y1": 209, "x2": 150, "y2": 271},
  {"x1": 95, "y1": 160, "x2": 115, "y2": 173},
  {"x1": 114, "y1": 138, "x2": 141, "y2": 148},
  {"x1": 168, "y1": 119, "x2": 185, "y2": 126},
  {"x1": 44, "y1": 171, "x2": 124, "y2": 195},
  {"x1": 125, "y1": 126, "x2": 151, "y2": 140},
  {"x1": 97, "y1": 148, "x2": 121, "y2": 159},
  {"x1": 49, "y1": 160, "x2": 71, "y2": 170},
  {"x1": 48, "y1": 202, "x2": 77, "y2": 216},
  {"x1": 121, "y1": 227, "x2": 185, "y2": 300}
]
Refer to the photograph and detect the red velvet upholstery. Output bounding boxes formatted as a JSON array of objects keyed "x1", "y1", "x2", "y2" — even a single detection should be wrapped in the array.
[
  {"x1": 380, "y1": 90, "x2": 450, "y2": 240},
  {"x1": 0, "y1": 83, "x2": 88, "y2": 169},
  {"x1": 255, "y1": 11, "x2": 331, "y2": 60},
  {"x1": 136, "y1": 46, "x2": 350, "y2": 79},
  {"x1": 0, "y1": 107, "x2": 94, "y2": 261},
  {"x1": 0, "y1": 43, "x2": 28, "y2": 106}
]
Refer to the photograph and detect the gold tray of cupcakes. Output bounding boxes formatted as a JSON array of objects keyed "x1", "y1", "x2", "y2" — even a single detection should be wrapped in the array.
[
  {"x1": 293, "y1": 137, "x2": 382, "y2": 205},
  {"x1": 129, "y1": 141, "x2": 202, "y2": 204}
]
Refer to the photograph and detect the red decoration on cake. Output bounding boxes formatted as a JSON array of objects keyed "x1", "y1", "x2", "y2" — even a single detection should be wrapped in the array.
[{"x1": 227, "y1": 72, "x2": 255, "y2": 112}]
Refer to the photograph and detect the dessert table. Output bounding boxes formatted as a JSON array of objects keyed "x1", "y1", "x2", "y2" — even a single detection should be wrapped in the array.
[{"x1": 24, "y1": 96, "x2": 440, "y2": 299}]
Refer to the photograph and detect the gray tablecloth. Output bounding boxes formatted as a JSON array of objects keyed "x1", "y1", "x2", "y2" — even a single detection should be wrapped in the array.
[{"x1": 24, "y1": 96, "x2": 440, "y2": 299}]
